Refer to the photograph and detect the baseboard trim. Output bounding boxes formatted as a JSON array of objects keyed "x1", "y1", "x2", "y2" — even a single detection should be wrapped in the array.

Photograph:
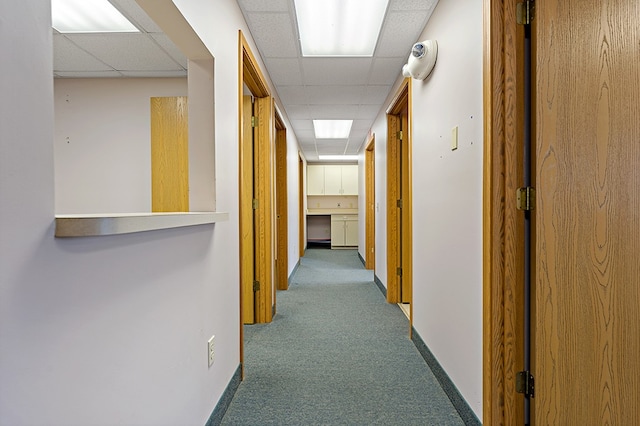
[
  {"x1": 373, "y1": 274, "x2": 386, "y2": 297},
  {"x1": 205, "y1": 364, "x2": 242, "y2": 426},
  {"x1": 357, "y1": 251, "x2": 366, "y2": 266},
  {"x1": 411, "y1": 328, "x2": 481, "y2": 425},
  {"x1": 288, "y1": 259, "x2": 301, "y2": 286}
]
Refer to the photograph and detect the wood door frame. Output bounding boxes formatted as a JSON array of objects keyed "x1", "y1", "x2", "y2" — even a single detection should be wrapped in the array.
[
  {"x1": 275, "y1": 110, "x2": 288, "y2": 291},
  {"x1": 386, "y1": 78, "x2": 413, "y2": 313},
  {"x1": 238, "y1": 30, "x2": 275, "y2": 377},
  {"x1": 298, "y1": 153, "x2": 305, "y2": 258},
  {"x1": 365, "y1": 134, "x2": 376, "y2": 270},
  {"x1": 483, "y1": 0, "x2": 526, "y2": 424}
]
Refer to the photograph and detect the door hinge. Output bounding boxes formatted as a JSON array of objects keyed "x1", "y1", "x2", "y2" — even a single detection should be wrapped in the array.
[
  {"x1": 397, "y1": 199, "x2": 403, "y2": 209},
  {"x1": 252, "y1": 198, "x2": 259, "y2": 210},
  {"x1": 516, "y1": 187, "x2": 536, "y2": 211},
  {"x1": 253, "y1": 280, "x2": 260, "y2": 292},
  {"x1": 516, "y1": 1, "x2": 535, "y2": 25},
  {"x1": 516, "y1": 371, "x2": 535, "y2": 398},
  {"x1": 397, "y1": 130, "x2": 403, "y2": 140},
  {"x1": 397, "y1": 267, "x2": 403, "y2": 276},
  {"x1": 251, "y1": 116, "x2": 257, "y2": 127}
]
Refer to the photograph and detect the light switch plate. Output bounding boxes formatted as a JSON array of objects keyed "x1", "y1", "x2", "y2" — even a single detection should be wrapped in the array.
[
  {"x1": 451, "y1": 126, "x2": 458, "y2": 151},
  {"x1": 208, "y1": 335, "x2": 215, "y2": 367}
]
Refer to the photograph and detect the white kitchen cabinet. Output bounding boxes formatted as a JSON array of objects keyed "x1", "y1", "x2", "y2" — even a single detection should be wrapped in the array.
[
  {"x1": 331, "y1": 214, "x2": 358, "y2": 247},
  {"x1": 340, "y1": 165, "x2": 358, "y2": 195},
  {"x1": 307, "y1": 165, "x2": 325, "y2": 195},
  {"x1": 308, "y1": 164, "x2": 358, "y2": 196}
]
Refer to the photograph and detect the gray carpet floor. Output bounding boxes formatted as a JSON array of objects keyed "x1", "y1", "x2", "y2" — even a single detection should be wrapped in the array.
[{"x1": 220, "y1": 248, "x2": 464, "y2": 426}]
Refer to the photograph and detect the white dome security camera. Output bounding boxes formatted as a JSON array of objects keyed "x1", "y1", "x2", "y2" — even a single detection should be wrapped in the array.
[{"x1": 402, "y1": 40, "x2": 438, "y2": 80}]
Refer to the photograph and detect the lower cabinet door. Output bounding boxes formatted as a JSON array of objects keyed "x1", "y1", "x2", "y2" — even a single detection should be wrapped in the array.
[
  {"x1": 331, "y1": 218, "x2": 346, "y2": 246},
  {"x1": 345, "y1": 218, "x2": 358, "y2": 246}
]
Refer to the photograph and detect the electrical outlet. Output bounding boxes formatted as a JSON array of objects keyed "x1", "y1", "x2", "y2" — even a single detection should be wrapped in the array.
[{"x1": 208, "y1": 335, "x2": 215, "y2": 367}]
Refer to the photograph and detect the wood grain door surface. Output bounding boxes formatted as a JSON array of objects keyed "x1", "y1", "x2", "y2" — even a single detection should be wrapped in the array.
[{"x1": 535, "y1": 0, "x2": 640, "y2": 423}]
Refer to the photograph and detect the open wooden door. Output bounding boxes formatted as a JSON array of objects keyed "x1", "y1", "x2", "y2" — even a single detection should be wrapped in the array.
[
  {"x1": 365, "y1": 135, "x2": 376, "y2": 270},
  {"x1": 386, "y1": 79, "x2": 413, "y2": 307},
  {"x1": 484, "y1": 1, "x2": 640, "y2": 424},
  {"x1": 275, "y1": 110, "x2": 288, "y2": 291},
  {"x1": 534, "y1": 0, "x2": 640, "y2": 423}
]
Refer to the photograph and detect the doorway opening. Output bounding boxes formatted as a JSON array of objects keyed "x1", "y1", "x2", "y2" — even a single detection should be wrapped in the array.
[{"x1": 386, "y1": 78, "x2": 413, "y2": 332}]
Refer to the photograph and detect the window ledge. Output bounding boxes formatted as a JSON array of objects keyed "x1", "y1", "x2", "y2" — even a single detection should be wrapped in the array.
[{"x1": 55, "y1": 212, "x2": 228, "y2": 238}]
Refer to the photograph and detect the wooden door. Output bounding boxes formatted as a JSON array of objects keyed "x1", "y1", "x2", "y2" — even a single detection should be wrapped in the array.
[
  {"x1": 535, "y1": 0, "x2": 640, "y2": 423},
  {"x1": 386, "y1": 79, "x2": 413, "y2": 306},
  {"x1": 240, "y1": 95, "x2": 255, "y2": 324},
  {"x1": 275, "y1": 113, "x2": 288, "y2": 291},
  {"x1": 365, "y1": 136, "x2": 375, "y2": 270},
  {"x1": 151, "y1": 96, "x2": 189, "y2": 212}
]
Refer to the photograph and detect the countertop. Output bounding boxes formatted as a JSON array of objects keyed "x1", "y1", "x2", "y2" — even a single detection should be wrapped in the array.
[{"x1": 306, "y1": 209, "x2": 358, "y2": 215}]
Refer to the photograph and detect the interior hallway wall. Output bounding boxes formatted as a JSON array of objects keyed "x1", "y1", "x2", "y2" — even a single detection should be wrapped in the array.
[
  {"x1": 360, "y1": 0, "x2": 483, "y2": 418},
  {"x1": 0, "y1": 1, "x2": 301, "y2": 424},
  {"x1": 54, "y1": 78, "x2": 187, "y2": 214}
]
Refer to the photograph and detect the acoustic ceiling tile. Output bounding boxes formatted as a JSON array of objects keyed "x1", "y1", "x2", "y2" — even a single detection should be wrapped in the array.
[
  {"x1": 368, "y1": 57, "x2": 404, "y2": 85},
  {"x1": 301, "y1": 58, "x2": 373, "y2": 86},
  {"x1": 237, "y1": 0, "x2": 290, "y2": 12},
  {"x1": 246, "y1": 13, "x2": 299, "y2": 58},
  {"x1": 265, "y1": 58, "x2": 303, "y2": 86},
  {"x1": 376, "y1": 11, "x2": 431, "y2": 58},
  {"x1": 361, "y1": 85, "x2": 392, "y2": 105},
  {"x1": 53, "y1": 35, "x2": 113, "y2": 72},
  {"x1": 67, "y1": 33, "x2": 183, "y2": 71},
  {"x1": 305, "y1": 86, "x2": 365, "y2": 105}
]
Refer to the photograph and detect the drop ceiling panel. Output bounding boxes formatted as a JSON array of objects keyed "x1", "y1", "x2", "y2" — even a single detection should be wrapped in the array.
[
  {"x1": 307, "y1": 105, "x2": 359, "y2": 119},
  {"x1": 277, "y1": 86, "x2": 310, "y2": 105},
  {"x1": 352, "y1": 120, "x2": 375, "y2": 131},
  {"x1": 376, "y1": 11, "x2": 431, "y2": 57},
  {"x1": 302, "y1": 58, "x2": 373, "y2": 86},
  {"x1": 238, "y1": 0, "x2": 290, "y2": 12},
  {"x1": 283, "y1": 105, "x2": 311, "y2": 120},
  {"x1": 356, "y1": 105, "x2": 384, "y2": 120},
  {"x1": 305, "y1": 86, "x2": 365, "y2": 105},
  {"x1": 362, "y1": 86, "x2": 393, "y2": 104},
  {"x1": 368, "y1": 58, "x2": 404, "y2": 85},
  {"x1": 290, "y1": 120, "x2": 314, "y2": 130},
  {"x1": 67, "y1": 34, "x2": 184, "y2": 71},
  {"x1": 53, "y1": 35, "x2": 112, "y2": 72},
  {"x1": 246, "y1": 13, "x2": 299, "y2": 58},
  {"x1": 55, "y1": 71, "x2": 124, "y2": 78},
  {"x1": 265, "y1": 58, "x2": 303, "y2": 85},
  {"x1": 389, "y1": 0, "x2": 438, "y2": 11}
]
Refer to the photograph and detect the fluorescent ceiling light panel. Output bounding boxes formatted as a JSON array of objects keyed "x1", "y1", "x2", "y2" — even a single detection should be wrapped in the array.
[
  {"x1": 52, "y1": 0, "x2": 139, "y2": 33},
  {"x1": 294, "y1": 0, "x2": 388, "y2": 57},
  {"x1": 313, "y1": 120, "x2": 353, "y2": 139},
  {"x1": 318, "y1": 155, "x2": 359, "y2": 161}
]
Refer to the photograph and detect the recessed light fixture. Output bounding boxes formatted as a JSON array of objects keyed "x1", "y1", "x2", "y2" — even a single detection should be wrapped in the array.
[
  {"x1": 52, "y1": 0, "x2": 139, "y2": 33},
  {"x1": 313, "y1": 120, "x2": 353, "y2": 139},
  {"x1": 294, "y1": 0, "x2": 389, "y2": 57},
  {"x1": 318, "y1": 155, "x2": 359, "y2": 161}
]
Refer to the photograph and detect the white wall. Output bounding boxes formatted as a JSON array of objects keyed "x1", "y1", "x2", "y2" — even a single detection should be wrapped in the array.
[
  {"x1": 360, "y1": 0, "x2": 483, "y2": 418},
  {"x1": 0, "y1": 1, "x2": 301, "y2": 425},
  {"x1": 54, "y1": 78, "x2": 188, "y2": 214}
]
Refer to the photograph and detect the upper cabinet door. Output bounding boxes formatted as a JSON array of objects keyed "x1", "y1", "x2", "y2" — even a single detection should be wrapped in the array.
[
  {"x1": 340, "y1": 165, "x2": 358, "y2": 195},
  {"x1": 307, "y1": 165, "x2": 325, "y2": 195},
  {"x1": 324, "y1": 165, "x2": 343, "y2": 195}
]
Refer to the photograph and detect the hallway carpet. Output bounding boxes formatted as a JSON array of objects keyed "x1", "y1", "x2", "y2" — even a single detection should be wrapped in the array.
[{"x1": 220, "y1": 249, "x2": 465, "y2": 426}]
